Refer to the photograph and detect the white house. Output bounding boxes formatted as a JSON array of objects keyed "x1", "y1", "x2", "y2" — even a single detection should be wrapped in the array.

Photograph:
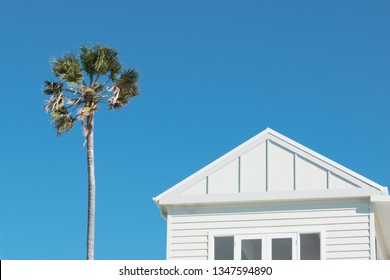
[{"x1": 153, "y1": 128, "x2": 390, "y2": 260}]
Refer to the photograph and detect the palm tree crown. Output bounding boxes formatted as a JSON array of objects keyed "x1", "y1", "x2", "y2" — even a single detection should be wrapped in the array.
[{"x1": 44, "y1": 44, "x2": 140, "y2": 136}]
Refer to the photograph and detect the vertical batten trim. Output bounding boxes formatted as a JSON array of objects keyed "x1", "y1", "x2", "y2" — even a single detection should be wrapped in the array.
[
  {"x1": 327, "y1": 171, "x2": 330, "y2": 189},
  {"x1": 293, "y1": 153, "x2": 297, "y2": 191},
  {"x1": 265, "y1": 139, "x2": 269, "y2": 192},
  {"x1": 206, "y1": 176, "x2": 209, "y2": 194},
  {"x1": 238, "y1": 156, "x2": 241, "y2": 193}
]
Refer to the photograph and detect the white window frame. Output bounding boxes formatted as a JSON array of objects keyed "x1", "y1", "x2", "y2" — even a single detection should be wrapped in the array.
[
  {"x1": 208, "y1": 227, "x2": 325, "y2": 260},
  {"x1": 297, "y1": 230, "x2": 324, "y2": 260},
  {"x1": 268, "y1": 232, "x2": 297, "y2": 260},
  {"x1": 235, "y1": 234, "x2": 266, "y2": 260}
]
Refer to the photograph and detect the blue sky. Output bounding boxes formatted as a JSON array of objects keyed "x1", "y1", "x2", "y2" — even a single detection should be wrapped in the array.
[{"x1": 0, "y1": 0, "x2": 389, "y2": 260}]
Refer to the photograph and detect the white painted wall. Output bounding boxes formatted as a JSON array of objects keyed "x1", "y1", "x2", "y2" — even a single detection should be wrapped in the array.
[
  {"x1": 166, "y1": 200, "x2": 372, "y2": 260},
  {"x1": 208, "y1": 159, "x2": 239, "y2": 194},
  {"x1": 240, "y1": 142, "x2": 266, "y2": 193},
  {"x1": 268, "y1": 141, "x2": 295, "y2": 191},
  {"x1": 296, "y1": 155, "x2": 328, "y2": 190}
]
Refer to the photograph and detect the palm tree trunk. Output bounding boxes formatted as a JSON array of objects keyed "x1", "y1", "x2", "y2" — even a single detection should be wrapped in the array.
[{"x1": 86, "y1": 115, "x2": 96, "y2": 260}]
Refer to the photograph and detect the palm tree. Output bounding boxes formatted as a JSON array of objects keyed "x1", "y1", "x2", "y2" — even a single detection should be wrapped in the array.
[{"x1": 43, "y1": 44, "x2": 140, "y2": 260}]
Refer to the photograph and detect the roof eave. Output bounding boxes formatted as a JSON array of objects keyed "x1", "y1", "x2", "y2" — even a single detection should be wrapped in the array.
[
  {"x1": 158, "y1": 189, "x2": 380, "y2": 207},
  {"x1": 152, "y1": 197, "x2": 167, "y2": 219}
]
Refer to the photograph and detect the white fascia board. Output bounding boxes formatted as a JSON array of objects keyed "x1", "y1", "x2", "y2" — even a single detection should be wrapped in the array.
[
  {"x1": 159, "y1": 189, "x2": 376, "y2": 206},
  {"x1": 371, "y1": 195, "x2": 390, "y2": 203}
]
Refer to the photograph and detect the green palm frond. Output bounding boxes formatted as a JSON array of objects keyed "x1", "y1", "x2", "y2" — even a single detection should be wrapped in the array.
[
  {"x1": 80, "y1": 45, "x2": 96, "y2": 76},
  {"x1": 109, "y1": 68, "x2": 140, "y2": 109},
  {"x1": 95, "y1": 46, "x2": 119, "y2": 75},
  {"x1": 80, "y1": 44, "x2": 121, "y2": 78},
  {"x1": 51, "y1": 54, "x2": 82, "y2": 84},
  {"x1": 43, "y1": 81, "x2": 63, "y2": 95},
  {"x1": 108, "y1": 58, "x2": 122, "y2": 81},
  {"x1": 50, "y1": 108, "x2": 76, "y2": 136}
]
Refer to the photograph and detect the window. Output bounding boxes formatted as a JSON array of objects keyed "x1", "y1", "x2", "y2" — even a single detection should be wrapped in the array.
[
  {"x1": 214, "y1": 236, "x2": 234, "y2": 260},
  {"x1": 235, "y1": 234, "x2": 265, "y2": 260},
  {"x1": 212, "y1": 231, "x2": 322, "y2": 260},
  {"x1": 241, "y1": 239, "x2": 262, "y2": 260},
  {"x1": 300, "y1": 233, "x2": 321, "y2": 260},
  {"x1": 272, "y1": 237, "x2": 293, "y2": 260}
]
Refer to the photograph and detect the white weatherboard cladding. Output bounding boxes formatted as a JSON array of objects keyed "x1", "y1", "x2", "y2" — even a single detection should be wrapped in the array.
[{"x1": 167, "y1": 201, "x2": 372, "y2": 260}]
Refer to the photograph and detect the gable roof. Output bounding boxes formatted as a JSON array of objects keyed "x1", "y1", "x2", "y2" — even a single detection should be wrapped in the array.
[{"x1": 154, "y1": 128, "x2": 388, "y2": 211}]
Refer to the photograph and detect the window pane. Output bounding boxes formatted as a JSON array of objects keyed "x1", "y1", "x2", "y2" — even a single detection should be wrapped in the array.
[
  {"x1": 214, "y1": 236, "x2": 234, "y2": 260},
  {"x1": 300, "y1": 233, "x2": 320, "y2": 260},
  {"x1": 272, "y1": 238, "x2": 292, "y2": 260},
  {"x1": 241, "y1": 239, "x2": 262, "y2": 260}
]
